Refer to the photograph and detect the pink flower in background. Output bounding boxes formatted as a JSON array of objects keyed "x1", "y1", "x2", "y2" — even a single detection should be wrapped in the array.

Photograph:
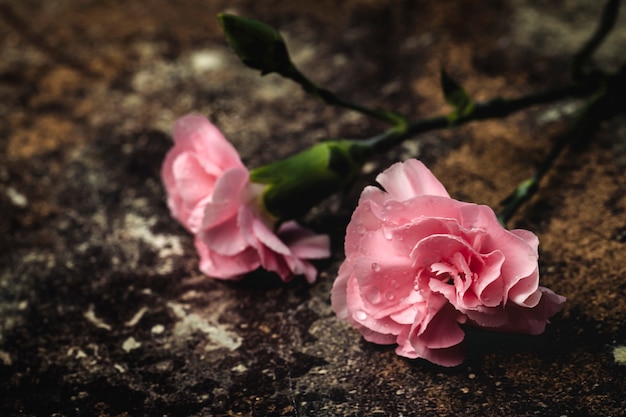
[
  {"x1": 162, "y1": 114, "x2": 330, "y2": 282},
  {"x1": 331, "y1": 159, "x2": 565, "y2": 366},
  {"x1": 162, "y1": 114, "x2": 244, "y2": 234}
]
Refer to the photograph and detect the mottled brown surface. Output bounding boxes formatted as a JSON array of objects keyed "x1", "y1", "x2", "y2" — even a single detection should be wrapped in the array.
[{"x1": 1, "y1": 1, "x2": 626, "y2": 416}]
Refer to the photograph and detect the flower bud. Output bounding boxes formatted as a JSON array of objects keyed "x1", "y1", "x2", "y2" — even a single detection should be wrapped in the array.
[
  {"x1": 250, "y1": 140, "x2": 367, "y2": 219},
  {"x1": 217, "y1": 14, "x2": 293, "y2": 76}
]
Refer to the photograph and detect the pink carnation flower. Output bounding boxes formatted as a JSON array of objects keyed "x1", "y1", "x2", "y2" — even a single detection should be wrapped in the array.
[
  {"x1": 331, "y1": 159, "x2": 565, "y2": 366},
  {"x1": 162, "y1": 114, "x2": 330, "y2": 282}
]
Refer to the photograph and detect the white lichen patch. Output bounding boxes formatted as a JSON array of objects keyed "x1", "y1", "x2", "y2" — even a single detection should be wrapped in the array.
[
  {"x1": 5, "y1": 187, "x2": 27, "y2": 207},
  {"x1": 0, "y1": 350, "x2": 12, "y2": 365},
  {"x1": 231, "y1": 364, "x2": 248, "y2": 373},
  {"x1": 123, "y1": 212, "x2": 183, "y2": 274},
  {"x1": 83, "y1": 304, "x2": 112, "y2": 331},
  {"x1": 151, "y1": 324, "x2": 165, "y2": 334},
  {"x1": 189, "y1": 50, "x2": 226, "y2": 73},
  {"x1": 122, "y1": 337, "x2": 142, "y2": 353},
  {"x1": 167, "y1": 302, "x2": 242, "y2": 352},
  {"x1": 124, "y1": 213, "x2": 183, "y2": 257},
  {"x1": 67, "y1": 347, "x2": 88, "y2": 359},
  {"x1": 612, "y1": 345, "x2": 626, "y2": 365},
  {"x1": 124, "y1": 306, "x2": 148, "y2": 327}
]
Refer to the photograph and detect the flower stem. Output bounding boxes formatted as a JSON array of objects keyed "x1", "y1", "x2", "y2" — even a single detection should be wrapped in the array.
[
  {"x1": 362, "y1": 81, "x2": 595, "y2": 156},
  {"x1": 570, "y1": 0, "x2": 621, "y2": 82},
  {"x1": 496, "y1": 82, "x2": 611, "y2": 225},
  {"x1": 283, "y1": 65, "x2": 408, "y2": 126}
]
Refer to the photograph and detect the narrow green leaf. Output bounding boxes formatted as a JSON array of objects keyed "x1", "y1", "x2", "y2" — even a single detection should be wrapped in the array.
[{"x1": 440, "y1": 69, "x2": 475, "y2": 121}]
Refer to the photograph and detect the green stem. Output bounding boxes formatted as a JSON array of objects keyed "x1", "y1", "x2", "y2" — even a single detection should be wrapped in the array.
[
  {"x1": 570, "y1": 0, "x2": 621, "y2": 82},
  {"x1": 496, "y1": 85, "x2": 608, "y2": 225},
  {"x1": 283, "y1": 66, "x2": 408, "y2": 126},
  {"x1": 362, "y1": 81, "x2": 594, "y2": 155}
]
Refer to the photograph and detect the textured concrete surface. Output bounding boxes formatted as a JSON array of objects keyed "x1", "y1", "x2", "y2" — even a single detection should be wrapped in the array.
[{"x1": 1, "y1": 1, "x2": 626, "y2": 416}]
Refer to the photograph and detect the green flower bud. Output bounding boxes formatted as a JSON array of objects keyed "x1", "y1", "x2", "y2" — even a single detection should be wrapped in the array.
[
  {"x1": 217, "y1": 13, "x2": 294, "y2": 76},
  {"x1": 250, "y1": 140, "x2": 368, "y2": 219}
]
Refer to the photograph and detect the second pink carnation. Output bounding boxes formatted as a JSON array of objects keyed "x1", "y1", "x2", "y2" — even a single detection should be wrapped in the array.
[{"x1": 162, "y1": 114, "x2": 330, "y2": 283}]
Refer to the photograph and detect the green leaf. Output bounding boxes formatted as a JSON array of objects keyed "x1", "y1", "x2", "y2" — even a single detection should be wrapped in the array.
[
  {"x1": 217, "y1": 14, "x2": 293, "y2": 76},
  {"x1": 440, "y1": 69, "x2": 475, "y2": 121}
]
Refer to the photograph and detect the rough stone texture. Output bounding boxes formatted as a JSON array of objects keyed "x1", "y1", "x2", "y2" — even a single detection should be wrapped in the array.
[{"x1": 1, "y1": 1, "x2": 626, "y2": 416}]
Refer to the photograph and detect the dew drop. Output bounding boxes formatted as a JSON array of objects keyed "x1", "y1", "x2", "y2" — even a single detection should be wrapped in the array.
[
  {"x1": 382, "y1": 228, "x2": 393, "y2": 240},
  {"x1": 354, "y1": 310, "x2": 368, "y2": 321},
  {"x1": 391, "y1": 279, "x2": 399, "y2": 288},
  {"x1": 385, "y1": 291, "x2": 395, "y2": 301},
  {"x1": 371, "y1": 263, "x2": 381, "y2": 272}
]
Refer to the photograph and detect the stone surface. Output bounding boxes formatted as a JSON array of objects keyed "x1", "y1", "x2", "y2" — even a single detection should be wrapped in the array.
[{"x1": 1, "y1": 1, "x2": 626, "y2": 416}]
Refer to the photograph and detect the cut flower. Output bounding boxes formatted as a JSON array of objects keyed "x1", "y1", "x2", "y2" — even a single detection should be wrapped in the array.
[
  {"x1": 161, "y1": 114, "x2": 330, "y2": 282},
  {"x1": 331, "y1": 159, "x2": 565, "y2": 366}
]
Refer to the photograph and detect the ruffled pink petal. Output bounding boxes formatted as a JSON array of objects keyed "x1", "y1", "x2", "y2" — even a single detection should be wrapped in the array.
[
  {"x1": 173, "y1": 114, "x2": 243, "y2": 173},
  {"x1": 344, "y1": 267, "x2": 407, "y2": 338},
  {"x1": 202, "y1": 166, "x2": 248, "y2": 229},
  {"x1": 495, "y1": 287, "x2": 566, "y2": 334},
  {"x1": 469, "y1": 250, "x2": 506, "y2": 307},
  {"x1": 459, "y1": 204, "x2": 540, "y2": 302},
  {"x1": 277, "y1": 221, "x2": 331, "y2": 259},
  {"x1": 351, "y1": 255, "x2": 417, "y2": 318},
  {"x1": 195, "y1": 237, "x2": 260, "y2": 279},
  {"x1": 171, "y1": 153, "x2": 216, "y2": 206},
  {"x1": 401, "y1": 298, "x2": 467, "y2": 366},
  {"x1": 375, "y1": 159, "x2": 450, "y2": 200},
  {"x1": 331, "y1": 262, "x2": 353, "y2": 320},
  {"x1": 199, "y1": 214, "x2": 249, "y2": 256},
  {"x1": 282, "y1": 255, "x2": 318, "y2": 284},
  {"x1": 252, "y1": 217, "x2": 292, "y2": 256},
  {"x1": 509, "y1": 229, "x2": 539, "y2": 252},
  {"x1": 507, "y1": 268, "x2": 541, "y2": 307},
  {"x1": 418, "y1": 307, "x2": 465, "y2": 350}
]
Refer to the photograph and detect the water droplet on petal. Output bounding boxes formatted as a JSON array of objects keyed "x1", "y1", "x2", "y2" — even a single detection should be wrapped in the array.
[
  {"x1": 391, "y1": 279, "x2": 399, "y2": 288},
  {"x1": 385, "y1": 291, "x2": 395, "y2": 301},
  {"x1": 354, "y1": 310, "x2": 368, "y2": 321},
  {"x1": 383, "y1": 228, "x2": 393, "y2": 240},
  {"x1": 371, "y1": 263, "x2": 381, "y2": 272}
]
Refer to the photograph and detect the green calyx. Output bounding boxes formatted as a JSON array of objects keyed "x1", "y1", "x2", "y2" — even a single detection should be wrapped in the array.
[{"x1": 250, "y1": 140, "x2": 368, "y2": 220}]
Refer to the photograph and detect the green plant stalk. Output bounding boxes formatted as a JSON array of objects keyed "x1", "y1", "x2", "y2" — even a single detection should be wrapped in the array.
[
  {"x1": 361, "y1": 81, "x2": 595, "y2": 155},
  {"x1": 282, "y1": 65, "x2": 408, "y2": 126},
  {"x1": 570, "y1": 0, "x2": 621, "y2": 82},
  {"x1": 495, "y1": 85, "x2": 609, "y2": 225}
]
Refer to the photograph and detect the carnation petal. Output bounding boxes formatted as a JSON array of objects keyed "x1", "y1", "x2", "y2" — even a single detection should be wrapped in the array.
[
  {"x1": 376, "y1": 159, "x2": 450, "y2": 200},
  {"x1": 199, "y1": 214, "x2": 249, "y2": 256},
  {"x1": 203, "y1": 167, "x2": 248, "y2": 228},
  {"x1": 195, "y1": 237, "x2": 260, "y2": 279},
  {"x1": 173, "y1": 114, "x2": 242, "y2": 170},
  {"x1": 171, "y1": 153, "x2": 216, "y2": 206},
  {"x1": 278, "y1": 221, "x2": 331, "y2": 259},
  {"x1": 252, "y1": 217, "x2": 291, "y2": 256},
  {"x1": 414, "y1": 301, "x2": 465, "y2": 350}
]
